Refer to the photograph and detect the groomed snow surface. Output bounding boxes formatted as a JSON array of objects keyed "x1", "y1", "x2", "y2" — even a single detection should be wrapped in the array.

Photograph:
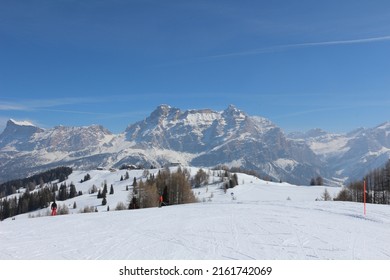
[{"x1": 1, "y1": 168, "x2": 389, "y2": 260}]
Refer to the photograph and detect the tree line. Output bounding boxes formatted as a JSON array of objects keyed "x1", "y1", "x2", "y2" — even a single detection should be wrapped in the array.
[
  {"x1": 129, "y1": 167, "x2": 197, "y2": 209},
  {"x1": 335, "y1": 159, "x2": 390, "y2": 205},
  {"x1": 0, "y1": 167, "x2": 72, "y2": 198},
  {"x1": 0, "y1": 181, "x2": 81, "y2": 221}
]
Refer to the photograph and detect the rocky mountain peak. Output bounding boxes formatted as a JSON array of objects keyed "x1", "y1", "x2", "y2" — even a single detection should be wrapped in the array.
[
  {"x1": 375, "y1": 121, "x2": 390, "y2": 131},
  {"x1": 2, "y1": 105, "x2": 390, "y2": 185},
  {"x1": 223, "y1": 104, "x2": 245, "y2": 117},
  {"x1": 146, "y1": 105, "x2": 181, "y2": 125},
  {"x1": 0, "y1": 119, "x2": 44, "y2": 148},
  {"x1": 8, "y1": 119, "x2": 36, "y2": 127}
]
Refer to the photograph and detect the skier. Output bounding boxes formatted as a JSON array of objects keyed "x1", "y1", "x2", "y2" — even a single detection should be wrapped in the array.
[
  {"x1": 159, "y1": 195, "x2": 163, "y2": 207},
  {"x1": 51, "y1": 201, "x2": 57, "y2": 216}
]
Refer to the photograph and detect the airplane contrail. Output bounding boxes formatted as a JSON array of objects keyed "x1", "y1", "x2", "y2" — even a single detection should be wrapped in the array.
[{"x1": 208, "y1": 35, "x2": 390, "y2": 58}]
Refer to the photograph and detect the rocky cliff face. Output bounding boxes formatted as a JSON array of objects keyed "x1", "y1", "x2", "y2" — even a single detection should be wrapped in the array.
[
  {"x1": 0, "y1": 119, "x2": 44, "y2": 150},
  {"x1": 0, "y1": 121, "x2": 115, "y2": 182},
  {"x1": 124, "y1": 105, "x2": 322, "y2": 183},
  {"x1": 1, "y1": 105, "x2": 389, "y2": 185}
]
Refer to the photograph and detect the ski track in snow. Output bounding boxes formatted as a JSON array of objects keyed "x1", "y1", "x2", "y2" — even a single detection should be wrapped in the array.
[{"x1": 1, "y1": 170, "x2": 390, "y2": 260}]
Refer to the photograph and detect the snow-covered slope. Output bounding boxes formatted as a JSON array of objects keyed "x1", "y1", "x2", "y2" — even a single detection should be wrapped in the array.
[{"x1": 1, "y1": 168, "x2": 389, "y2": 260}]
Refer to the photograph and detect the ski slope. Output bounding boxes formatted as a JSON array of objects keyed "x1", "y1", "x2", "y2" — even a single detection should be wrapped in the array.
[{"x1": 1, "y1": 169, "x2": 389, "y2": 260}]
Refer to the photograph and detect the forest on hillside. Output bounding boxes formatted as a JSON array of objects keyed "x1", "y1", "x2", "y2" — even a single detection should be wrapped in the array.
[
  {"x1": 335, "y1": 159, "x2": 390, "y2": 204},
  {"x1": 0, "y1": 167, "x2": 72, "y2": 198}
]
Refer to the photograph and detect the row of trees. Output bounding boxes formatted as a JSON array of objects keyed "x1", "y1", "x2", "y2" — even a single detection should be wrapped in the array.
[
  {"x1": 57, "y1": 182, "x2": 81, "y2": 201},
  {"x1": 0, "y1": 167, "x2": 72, "y2": 198},
  {"x1": 335, "y1": 160, "x2": 390, "y2": 205},
  {"x1": 97, "y1": 183, "x2": 114, "y2": 206},
  {"x1": 0, "y1": 187, "x2": 53, "y2": 220},
  {"x1": 129, "y1": 167, "x2": 197, "y2": 209},
  {"x1": 310, "y1": 176, "x2": 324, "y2": 186},
  {"x1": 0, "y1": 181, "x2": 82, "y2": 220}
]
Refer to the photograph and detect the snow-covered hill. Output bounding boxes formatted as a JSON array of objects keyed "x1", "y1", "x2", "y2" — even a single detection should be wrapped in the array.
[{"x1": 1, "y1": 168, "x2": 389, "y2": 260}]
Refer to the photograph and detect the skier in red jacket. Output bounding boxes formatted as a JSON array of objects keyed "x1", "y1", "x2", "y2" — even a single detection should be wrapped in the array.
[
  {"x1": 159, "y1": 195, "x2": 163, "y2": 207},
  {"x1": 51, "y1": 201, "x2": 57, "y2": 216}
]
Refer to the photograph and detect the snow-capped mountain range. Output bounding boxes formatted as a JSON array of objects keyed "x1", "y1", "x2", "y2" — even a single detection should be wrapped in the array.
[
  {"x1": 1, "y1": 105, "x2": 389, "y2": 184},
  {"x1": 288, "y1": 122, "x2": 390, "y2": 183}
]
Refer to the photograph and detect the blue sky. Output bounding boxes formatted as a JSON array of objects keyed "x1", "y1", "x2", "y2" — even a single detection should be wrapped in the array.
[{"x1": 1, "y1": 0, "x2": 390, "y2": 133}]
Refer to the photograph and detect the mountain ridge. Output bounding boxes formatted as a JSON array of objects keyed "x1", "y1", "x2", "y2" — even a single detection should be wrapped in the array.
[{"x1": 1, "y1": 105, "x2": 389, "y2": 185}]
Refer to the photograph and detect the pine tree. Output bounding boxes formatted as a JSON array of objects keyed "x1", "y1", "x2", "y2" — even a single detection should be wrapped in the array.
[
  {"x1": 232, "y1": 173, "x2": 239, "y2": 187},
  {"x1": 102, "y1": 183, "x2": 108, "y2": 199},
  {"x1": 110, "y1": 184, "x2": 114, "y2": 195},
  {"x1": 128, "y1": 195, "x2": 139, "y2": 209},
  {"x1": 58, "y1": 183, "x2": 68, "y2": 201},
  {"x1": 69, "y1": 183, "x2": 77, "y2": 198},
  {"x1": 316, "y1": 176, "x2": 324, "y2": 186}
]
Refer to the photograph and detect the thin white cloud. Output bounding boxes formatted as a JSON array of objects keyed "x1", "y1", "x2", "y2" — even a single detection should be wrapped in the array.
[
  {"x1": 291, "y1": 35, "x2": 390, "y2": 47},
  {"x1": 0, "y1": 103, "x2": 27, "y2": 111},
  {"x1": 273, "y1": 99, "x2": 390, "y2": 120},
  {"x1": 0, "y1": 97, "x2": 111, "y2": 112},
  {"x1": 208, "y1": 35, "x2": 390, "y2": 59}
]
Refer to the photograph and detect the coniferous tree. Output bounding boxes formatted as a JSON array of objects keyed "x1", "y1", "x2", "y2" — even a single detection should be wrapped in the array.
[
  {"x1": 129, "y1": 196, "x2": 139, "y2": 209},
  {"x1": 58, "y1": 183, "x2": 68, "y2": 201},
  {"x1": 90, "y1": 184, "x2": 97, "y2": 194},
  {"x1": 69, "y1": 183, "x2": 77, "y2": 198},
  {"x1": 232, "y1": 173, "x2": 239, "y2": 187},
  {"x1": 316, "y1": 176, "x2": 324, "y2": 186},
  {"x1": 102, "y1": 183, "x2": 108, "y2": 199},
  {"x1": 162, "y1": 185, "x2": 169, "y2": 205},
  {"x1": 110, "y1": 184, "x2": 114, "y2": 195}
]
